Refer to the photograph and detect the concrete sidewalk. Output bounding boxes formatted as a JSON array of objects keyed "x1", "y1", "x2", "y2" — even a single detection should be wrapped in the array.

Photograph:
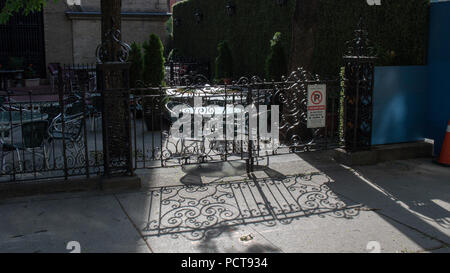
[{"x1": 0, "y1": 153, "x2": 449, "y2": 253}]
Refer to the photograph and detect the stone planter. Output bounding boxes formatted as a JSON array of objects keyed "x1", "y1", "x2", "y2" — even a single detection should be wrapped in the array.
[{"x1": 25, "y1": 78, "x2": 40, "y2": 87}]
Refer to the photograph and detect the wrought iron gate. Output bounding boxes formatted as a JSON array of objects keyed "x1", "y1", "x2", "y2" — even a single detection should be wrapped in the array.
[
  {"x1": 0, "y1": 18, "x2": 375, "y2": 185},
  {"x1": 129, "y1": 68, "x2": 343, "y2": 172}
]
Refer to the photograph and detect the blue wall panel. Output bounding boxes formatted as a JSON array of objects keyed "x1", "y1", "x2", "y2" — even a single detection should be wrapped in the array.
[
  {"x1": 372, "y1": 66, "x2": 428, "y2": 146},
  {"x1": 427, "y1": 2, "x2": 450, "y2": 155},
  {"x1": 371, "y1": 2, "x2": 450, "y2": 156}
]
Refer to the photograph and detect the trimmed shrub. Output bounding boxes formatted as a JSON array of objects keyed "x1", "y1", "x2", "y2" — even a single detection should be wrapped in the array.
[
  {"x1": 129, "y1": 42, "x2": 143, "y2": 88},
  {"x1": 143, "y1": 34, "x2": 166, "y2": 87},
  {"x1": 215, "y1": 41, "x2": 233, "y2": 81},
  {"x1": 173, "y1": 0, "x2": 295, "y2": 78},
  {"x1": 265, "y1": 32, "x2": 287, "y2": 81}
]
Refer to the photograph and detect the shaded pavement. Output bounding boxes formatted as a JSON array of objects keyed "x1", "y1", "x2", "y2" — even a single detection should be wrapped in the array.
[{"x1": 0, "y1": 152, "x2": 449, "y2": 253}]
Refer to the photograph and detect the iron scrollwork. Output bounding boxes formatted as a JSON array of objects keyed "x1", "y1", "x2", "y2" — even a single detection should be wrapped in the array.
[
  {"x1": 96, "y1": 28, "x2": 131, "y2": 64},
  {"x1": 343, "y1": 19, "x2": 377, "y2": 152}
]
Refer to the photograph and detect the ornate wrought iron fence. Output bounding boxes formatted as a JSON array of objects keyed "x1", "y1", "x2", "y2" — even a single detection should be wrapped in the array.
[
  {"x1": 0, "y1": 18, "x2": 375, "y2": 184},
  {"x1": 0, "y1": 66, "x2": 345, "y2": 183},
  {"x1": 343, "y1": 19, "x2": 377, "y2": 152},
  {"x1": 129, "y1": 68, "x2": 343, "y2": 172},
  {"x1": 0, "y1": 64, "x2": 103, "y2": 183}
]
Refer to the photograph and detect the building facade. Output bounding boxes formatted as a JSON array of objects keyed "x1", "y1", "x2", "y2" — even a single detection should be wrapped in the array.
[
  {"x1": 45, "y1": 0, "x2": 171, "y2": 68},
  {"x1": 0, "y1": 0, "x2": 171, "y2": 78}
]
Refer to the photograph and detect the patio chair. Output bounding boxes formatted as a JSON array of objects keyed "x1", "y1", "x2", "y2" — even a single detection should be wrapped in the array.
[
  {"x1": 0, "y1": 96, "x2": 23, "y2": 112},
  {"x1": 0, "y1": 96, "x2": 5, "y2": 111},
  {"x1": 48, "y1": 63, "x2": 60, "y2": 93},
  {"x1": 48, "y1": 112, "x2": 84, "y2": 142},
  {"x1": 66, "y1": 99, "x2": 85, "y2": 116},
  {"x1": 40, "y1": 104, "x2": 62, "y2": 123},
  {"x1": 87, "y1": 95, "x2": 102, "y2": 131},
  {"x1": 1, "y1": 120, "x2": 50, "y2": 172}
]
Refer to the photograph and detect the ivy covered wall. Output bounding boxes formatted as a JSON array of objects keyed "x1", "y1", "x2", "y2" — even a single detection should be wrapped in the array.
[
  {"x1": 311, "y1": 0, "x2": 430, "y2": 77},
  {"x1": 172, "y1": 0, "x2": 296, "y2": 78},
  {"x1": 173, "y1": 0, "x2": 430, "y2": 79}
]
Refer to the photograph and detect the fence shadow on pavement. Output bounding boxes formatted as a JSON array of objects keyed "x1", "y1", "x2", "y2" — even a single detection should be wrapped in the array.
[{"x1": 139, "y1": 162, "x2": 363, "y2": 241}]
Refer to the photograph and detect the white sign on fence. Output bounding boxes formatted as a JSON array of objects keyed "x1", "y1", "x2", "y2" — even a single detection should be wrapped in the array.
[{"x1": 307, "y1": 84, "x2": 327, "y2": 128}]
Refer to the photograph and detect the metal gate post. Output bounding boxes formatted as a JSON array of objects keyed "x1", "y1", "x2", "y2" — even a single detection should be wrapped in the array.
[
  {"x1": 247, "y1": 84, "x2": 254, "y2": 173},
  {"x1": 97, "y1": 63, "x2": 133, "y2": 177},
  {"x1": 342, "y1": 19, "x2": 377, "y2": 152},
  {"x1": 96, "y1": 0, "x2": 134, "y2": 178}
]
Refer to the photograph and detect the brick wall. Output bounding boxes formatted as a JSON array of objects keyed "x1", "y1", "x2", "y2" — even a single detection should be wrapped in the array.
[{"x1": 43, "y1": 0, "x2": 170, "y2": 75}]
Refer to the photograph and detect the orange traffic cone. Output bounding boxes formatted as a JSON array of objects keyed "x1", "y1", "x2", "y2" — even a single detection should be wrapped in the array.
[{"x1": 436, "y1": 120, "x2": 450, "y2": 167}]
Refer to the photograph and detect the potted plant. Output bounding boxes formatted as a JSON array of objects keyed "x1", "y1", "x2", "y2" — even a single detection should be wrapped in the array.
[
  {"x1": 215, "y1": 41, "x2": 233, "y2": 85},
  {"x1": 142, "y1": 34, "x2": 166, "y2": 131},
  {"x1": 24, "y1": 64, "x2": 40, "y2": 87}
]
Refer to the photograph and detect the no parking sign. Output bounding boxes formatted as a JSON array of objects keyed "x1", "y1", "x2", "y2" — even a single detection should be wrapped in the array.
[{"x1": 307, "y1": 84, "x2": 327, "y2": 128}]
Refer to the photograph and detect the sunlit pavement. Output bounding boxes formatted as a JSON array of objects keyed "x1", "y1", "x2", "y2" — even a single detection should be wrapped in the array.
[{"x1": 0, "y1": 152, "x2": 449, "y2": 253}]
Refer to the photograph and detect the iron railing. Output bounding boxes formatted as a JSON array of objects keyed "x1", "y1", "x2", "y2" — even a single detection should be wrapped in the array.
[
  {"x1": 1, "y1": 66, "x2": 344, "y2": 183},
  {"x1": 0, "y1": 65, "x2": 103, "y2": 183},
  {"x1": 130, "y1": 69, "x2": 343, "y2": 172}
]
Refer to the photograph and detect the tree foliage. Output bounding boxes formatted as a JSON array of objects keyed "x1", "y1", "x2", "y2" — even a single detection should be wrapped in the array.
[
  {"x1": 142, "y1": 34, "x2": 166, "y2": 87},
  {"x1": 265, "y1": 32, "x2": 287, "y2": 81},
  {"x1": 0, "y1": 0, "x2": 59, "y2": 24}
]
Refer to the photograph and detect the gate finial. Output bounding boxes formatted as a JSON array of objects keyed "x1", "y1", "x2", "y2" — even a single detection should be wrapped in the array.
[{"x1": 344, "y1": 17, "x2": 377, "y2": 61}]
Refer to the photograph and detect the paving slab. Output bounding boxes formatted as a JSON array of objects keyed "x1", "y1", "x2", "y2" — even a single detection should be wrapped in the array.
[
  {"x1": 302, "y1": 157, "x2": 450, "y2": 245},
  {"x1": 249, "y1": 209, "x2": 443, "y2": 253},
  {"x1": 115, "y1": 190, "x2": 283, "y2": 253},
  {"x1": 0, "y1": 194, "x2": 150, "y2": 253}
]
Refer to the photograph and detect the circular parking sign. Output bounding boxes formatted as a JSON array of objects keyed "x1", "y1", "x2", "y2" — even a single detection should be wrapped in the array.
[{"x1": 311, "y1": 91, "x2": 323, "y2": 105}]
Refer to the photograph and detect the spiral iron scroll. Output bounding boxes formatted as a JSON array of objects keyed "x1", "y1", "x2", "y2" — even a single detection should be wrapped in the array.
[{"x1": 96, "y1": 28, "x2": 131, "y2": 64}]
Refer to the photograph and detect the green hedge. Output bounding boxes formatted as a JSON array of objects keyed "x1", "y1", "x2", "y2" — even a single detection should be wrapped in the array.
[
  {"x1": 313, "y1": 0, "x2": 430, "y2": 77},
  {"x1": 173, "y1": 0, "x2": 296, "y2": 78},
  {"x1": 173, "y1": 0, "x2": 429, "y2": 79}
]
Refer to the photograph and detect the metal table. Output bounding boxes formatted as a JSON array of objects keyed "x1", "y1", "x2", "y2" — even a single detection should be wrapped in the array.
[
  {"x1": 0, "y1": 111, "x2": 48, "y2": 139},
  {"x1": 0, "y1": 70, "x2": 25, "y2": 91}
]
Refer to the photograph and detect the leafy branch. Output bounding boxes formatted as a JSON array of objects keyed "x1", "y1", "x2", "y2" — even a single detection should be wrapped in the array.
[{"x1": 0, "y1": 0, "x2": 59, "y2": 24}]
